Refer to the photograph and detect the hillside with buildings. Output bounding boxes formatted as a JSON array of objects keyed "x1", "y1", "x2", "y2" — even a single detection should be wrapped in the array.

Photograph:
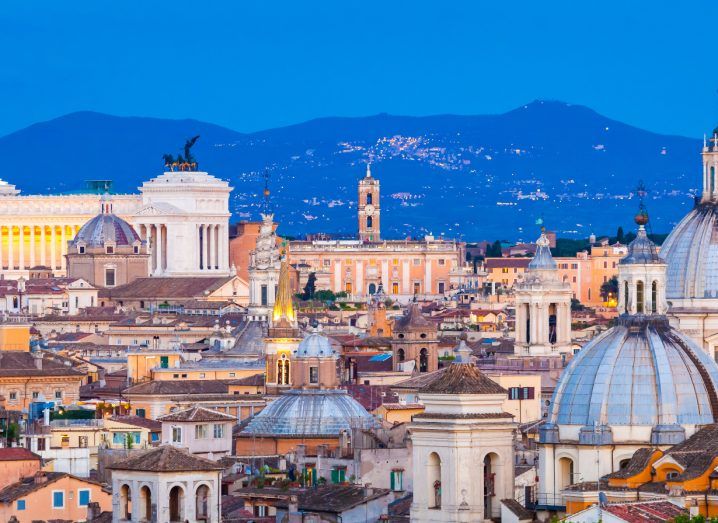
[{"x1": 0, "y1": 101, "x2": 701, "y2": 241}]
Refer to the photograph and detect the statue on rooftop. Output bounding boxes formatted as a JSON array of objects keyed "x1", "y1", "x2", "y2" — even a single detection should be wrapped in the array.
[{"x1": 163, "y1": 135, "x2": 200, "y2": 171}]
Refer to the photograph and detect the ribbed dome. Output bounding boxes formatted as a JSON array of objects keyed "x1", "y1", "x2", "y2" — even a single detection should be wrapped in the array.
[
  {"x1": 296, "y1": 332, "x2": 335, "y2": 358},
  {"x1": 660, "y1": 203, "x2": 718, "y2": 299},
  {"x1": 72, "y1": 213, "x2": 141, "y2": 248},
  {"x1": 241, "y1": 389, "x2": 377, "y2": 436},
  {"x1": 543, "y1": 316, "x2": 718, "y2": 444}
]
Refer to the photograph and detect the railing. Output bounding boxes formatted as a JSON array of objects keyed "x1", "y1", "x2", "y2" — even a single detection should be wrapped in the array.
[
  {"x1": 50, "y1": 419, "x2": 103, "y2": 428},
  {"x1": 524, "y1": 488, "x2": 566, "y2": 510}
]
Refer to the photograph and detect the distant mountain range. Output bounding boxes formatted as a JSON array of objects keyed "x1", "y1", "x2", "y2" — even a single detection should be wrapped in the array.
[{"x1": 0, "y1": 100, "x2": 703, "y2": 241}]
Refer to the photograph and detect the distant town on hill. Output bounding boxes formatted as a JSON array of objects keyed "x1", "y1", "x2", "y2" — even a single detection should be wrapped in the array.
[{"x1": 0, "y1": 100, "x2": 702, "y2": 242}]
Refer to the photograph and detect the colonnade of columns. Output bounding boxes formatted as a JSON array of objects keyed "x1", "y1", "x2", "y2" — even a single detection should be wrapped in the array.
[
  {"x1": 0, "y1": 224, "x2": 79, "y2": 273},
  {"x1": 137, "y1": 222, "x2": 229, "y2": 276},
  {"x1": 198, "y1": 223, "x2": 227, "y2": 272}
]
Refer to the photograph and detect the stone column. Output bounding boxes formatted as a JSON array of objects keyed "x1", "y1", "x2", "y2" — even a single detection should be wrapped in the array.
[
  {"x1": 60, "y1": 225, "x2": 67, "y2": 272},
  {"x1": 18, "y1": 225, "x2": 24, "y2": 270},
  {"x1": 209, "y1": 224, "x2": 216, "y2": 270},
  {"x1": 8, "y1": 226, "x2": 14, "y2": 271},
  {"x1": 40, "y1": 226, "x2": 46, "y2": 266},
  {"x1": 146, "y1": 225, "x2": 154, "y2": 273},
  {"x1": 202, "y1": 224, "x2": 208, "y2": 271},
  {"x1": 50, "y1": 226, "x2": 57, "y2": 270},
  {"x1": 515, "y1": 301, "x2": 525, "y2": 344},
  {"x1": 29, "y1": 226, "x2": 35, "y2": 268},
  {"x1": 156, "y1": 225, "x2": 164, "y2": 275}
]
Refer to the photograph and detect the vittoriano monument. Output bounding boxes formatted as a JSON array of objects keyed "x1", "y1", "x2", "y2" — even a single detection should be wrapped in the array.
[{"x1": 163, "y1": 135, "x2": 200, "y2": 171}]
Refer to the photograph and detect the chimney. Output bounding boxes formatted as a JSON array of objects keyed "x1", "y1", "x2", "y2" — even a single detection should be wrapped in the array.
[
  {"x1": 33, "y1": 352, "x2": 43, "y2": 370},
  {"x1": 34, "y1": 471, "x2": 47, "y2": 485},
  {"x1": 287, "y1": 495, "x2": 302, "y2": 523},
  {"x1": 98, "y1": 367, "x2": 107, "y2": 388},
  {"x1": 364, "y1": 482, "x2": 373, "y2": 497},
  {"x1": 86, "y1": 501, "x2": 102, "y2": 522}
]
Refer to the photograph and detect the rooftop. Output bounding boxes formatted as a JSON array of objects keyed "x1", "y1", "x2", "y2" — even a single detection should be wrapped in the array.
[
  {"x1": 108, "y1": 445, "x2": 224, "y2": 473},
  {"x1": 159, "y1": 406, "x2": 236, "y2": 423}
]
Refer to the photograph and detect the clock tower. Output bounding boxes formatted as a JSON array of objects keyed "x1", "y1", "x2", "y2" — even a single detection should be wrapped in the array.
[{"x1": 358, "y1": 163, "x2": 380, "y2": 242}]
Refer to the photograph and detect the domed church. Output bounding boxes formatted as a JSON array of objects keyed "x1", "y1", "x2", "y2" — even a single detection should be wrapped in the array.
[
  {"x1": 66, "y1": 194, "x2": 150, "y2": 288},
  {"x1": 237, "y1": 328, "x2": 377, "y2": 455},
  {"x1": 536, "y1": 209, "x2": 718, "y2": 510},
  {"x1": 661, "y1": 131, "x2": 718, "y2": 357}
]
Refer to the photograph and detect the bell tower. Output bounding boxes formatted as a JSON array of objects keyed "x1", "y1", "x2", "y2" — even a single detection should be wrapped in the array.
[
  {"x1": 702, "y1": 131, "x2": 718, "y2": 203},
  {"x1": 358, "y1": 163, "x2": 380, "y2": 242}
]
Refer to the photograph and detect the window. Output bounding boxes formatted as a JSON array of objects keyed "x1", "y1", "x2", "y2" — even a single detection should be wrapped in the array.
[
  {"x1": 78, "y1": 436, "x2": 88, "y2": 448},
  {"x1": 52, "y1": 490, "x2": 65, "y2": 509},
  {"x1": 438, "y1": 259, "x2": 445, "y2": 266},
  {"x1": 392, "y1": 282, "x2": 399, "y2": 294},
  {"x1": 413, "y1": 282, "x2": 421, "y2": 295},
  {"x1": 195, "y1": 424, "x2": 208, "y2": 439},
  {"x1": 366, "y1": 216, "x2": 373, "y2": 229},
  {"x1": 199, "y1": 373, "x2": 205, "y2": 379},
  {"x1": 366, "y1": 193, "x2": 373, "y2": 205},
  {"x1": 37, "y1": 438, "x2": 46, "y2": 451},
  {"x1": 501, "y1": 267, "x2": 509, "y2": 274},
  {"x1": 173, "y1": 374, "x2": 179, "y2": 378},
  {"x1": 331, "y1": 467, "x2": 347, "y2": 484},
  {"x1": 323, "y1": 259, "x2": 331, "y2": 267},
  {"x1": 133, "y1": 245, "x2": 140, "y2": 254},
  {"x1": 213, "y1": 424, "x2": 225, "y2": 438},
  {"x1": 55, "y1": 390, "x2": 62, "y2": 400},
  {"x1": 172, "y1": 426, "x2": 182, "y2": 443},
  {"x1": 438, "y1": 282, "x2": 445, "y2": 294},
  {"x1": 106, "y1": 245, "x2": 114, "y2": 254},
  {"x1": 78, "y1": 489, "x2": 91, "y2": 507},
  {"x1": 160, "y1": 356, "x2": 169, "y2": 369},
  {"x1": 390, "y1": 470, "x2": 404, "y2": 491},
  {"x1": 78, "y1": 245, "x2": 85, "y2": 254},
  {"x1": 229, "y1": 372, "x2": 235, "y2": 377},
  {"x1": 261, "y1": 284, "x2": 268, "y2": 306},
  {"x1": 637, "y1": 281, "x2": 644, "y2": 314},
  {"x1": 105, "y1": 268, "x2": 116, "y2": 287},
  {"x1": 16, "y1": 500, "x2": 25, "y2": 511},
  {"x1": 9, "y1": 392, "x2": 16, "y2": 401},
  {"x1": 32, "y1": 391, "x2": 39, "y2": 399},
  {"x1": 135, "y1": 408, "x2": 146, "y2": 418},
  {"x1": 508, "y1": 387, "x2": 535, "y2": 400},
  {"x1": 413, "y1": 258, "x2": 421, "y2": 266},
  {"x1": 309, "y1": 366, "x2": 319, "y2": 384}
]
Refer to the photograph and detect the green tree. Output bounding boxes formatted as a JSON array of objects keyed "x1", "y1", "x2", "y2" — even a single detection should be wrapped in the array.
[
  {"x1": 302, "y1": 272, "x2": 317, "y2": 300},
  {"x1": 616, "y1": 226, "x2": 625, "y2": 244},
  {"x1": 486, "y1": 240, "x2": 503, "y2": 257},
  {"x1": 600, "y1": 276, "x2": 619, "y2": 302}
]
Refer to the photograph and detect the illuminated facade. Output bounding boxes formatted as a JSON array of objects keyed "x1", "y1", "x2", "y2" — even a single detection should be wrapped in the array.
[{"x1": 358, "y1": 163, "x2": 380, "y2": 242}]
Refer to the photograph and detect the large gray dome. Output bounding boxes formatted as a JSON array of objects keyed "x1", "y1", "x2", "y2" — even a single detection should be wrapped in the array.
[
  {"x1": 72, "y1": 213, "x2": 141, "y2": 248},
  {"x1": 241, "y1": 389, "x2": 377, "y2": 436},
  {"x1": 542, "y1": 315, "x2": 718, "y2": 445},
  {"x1": 660, "y1": 203, "x2": 718, "y2": 300}
]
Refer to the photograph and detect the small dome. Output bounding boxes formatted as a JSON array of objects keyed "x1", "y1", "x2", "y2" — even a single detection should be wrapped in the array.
[
  {"x1": 241, "y1": 389, "x2": 377, "y2": 436},
  {"x1": 528, "y1": 230, "x2": 557, "y2": 271},
  {"x1": 543, "y1": 315, "x2": 718, "y2": 444},
  {"x1": 619, "y1": 225, "x2": 662, "y2": 265},
  {"x1": 71, "y1": 213, "x2": 141, "y2": 248},
  {"x1": 296, "y1": 331, "x2": 334, "y2": 358},
  {"x1": 660, "y1": 203, "x2": 718, "y2": 299}
]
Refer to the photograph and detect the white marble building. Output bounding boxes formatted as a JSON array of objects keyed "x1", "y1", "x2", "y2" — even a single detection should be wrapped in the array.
[
  {"x1": 247, "y1": 213, "x2": 280, "y2": 321},
  {"x1": 0, "y1": 169, "x2": 233, "y2": 279},
  {"x1": 135, "y1": 171, "x2": 233, "y2": 277}
]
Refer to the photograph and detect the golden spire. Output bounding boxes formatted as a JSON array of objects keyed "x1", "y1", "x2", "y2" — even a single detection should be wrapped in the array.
[{"x1": 272, "y1": 255, "x2": 296, "y2": 325}]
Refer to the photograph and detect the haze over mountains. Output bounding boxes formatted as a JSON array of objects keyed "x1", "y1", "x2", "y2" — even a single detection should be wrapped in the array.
[{"x1": 0, "y1": 100, "x2": 702, "y2": 241}]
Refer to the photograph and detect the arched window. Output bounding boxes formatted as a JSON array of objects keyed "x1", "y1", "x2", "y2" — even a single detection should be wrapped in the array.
[
  {"x1": 277, "y1": 356, "x2": 290, "y2": 385},
  {"x1": 419, "y1": 348, "x2": 429, "y2": 373},
  {"x1": 651, "y1": 281, "x2": 658, "y2": 313},
  {"x1": 169, "y1": 486, "x2": 184, "y2": 522},
  {"x1": 636, "y1": 280, "x2": 644, "y2": 314},
  {"x1": 367, "y1": 216, "x2": 373, "y2": 229},
  {"x1": 119, "y1": 484, "x2": 131, "y2": 521},
  {"x1": 428, "y1": 452, "x2": 441, "y2": 509},
  {"x1": 558, "y1": 457, "x2": 574, "y2": 490},
  {"x1": 196, "y1": 485, "x2": 210, "y2": 521},
  {"x1": 548, "y1": 303, "x2": 557, "y2": 344},
  {"x1": 366, "y1": 193, "x2": 373, "y2": 205},
  {"x1": 624, "y1": 280, "x2": 629, "y2": 312},
  {"x1": 139, "y1": 485, "x2": 152, "y2": 522},
  {"x1": 368, "y1": 283, "x2": 377, "y2": 295},
  {"x1": 397, "y1": 348, "x2": 405, "y2": 362},
  {"x1": 484, "y1": 453, "x2": 500, "y2": 517}
]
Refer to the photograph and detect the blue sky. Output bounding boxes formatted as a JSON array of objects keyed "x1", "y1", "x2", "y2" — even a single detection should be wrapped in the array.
[{"x1": 2, "y1": 1, "x2": 717, "y2": 137}]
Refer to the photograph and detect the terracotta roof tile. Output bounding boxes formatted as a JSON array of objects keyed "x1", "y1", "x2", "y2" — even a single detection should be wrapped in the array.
[
  {"x1": 420, "y1": 363, "x2": 506, "y2": 395},
  {"x1": 159, "y1": 406, "x2": 236, "y2": 423},
  {"x1": 108, "y1": 445, "x2": 224, "y2": 472}
]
